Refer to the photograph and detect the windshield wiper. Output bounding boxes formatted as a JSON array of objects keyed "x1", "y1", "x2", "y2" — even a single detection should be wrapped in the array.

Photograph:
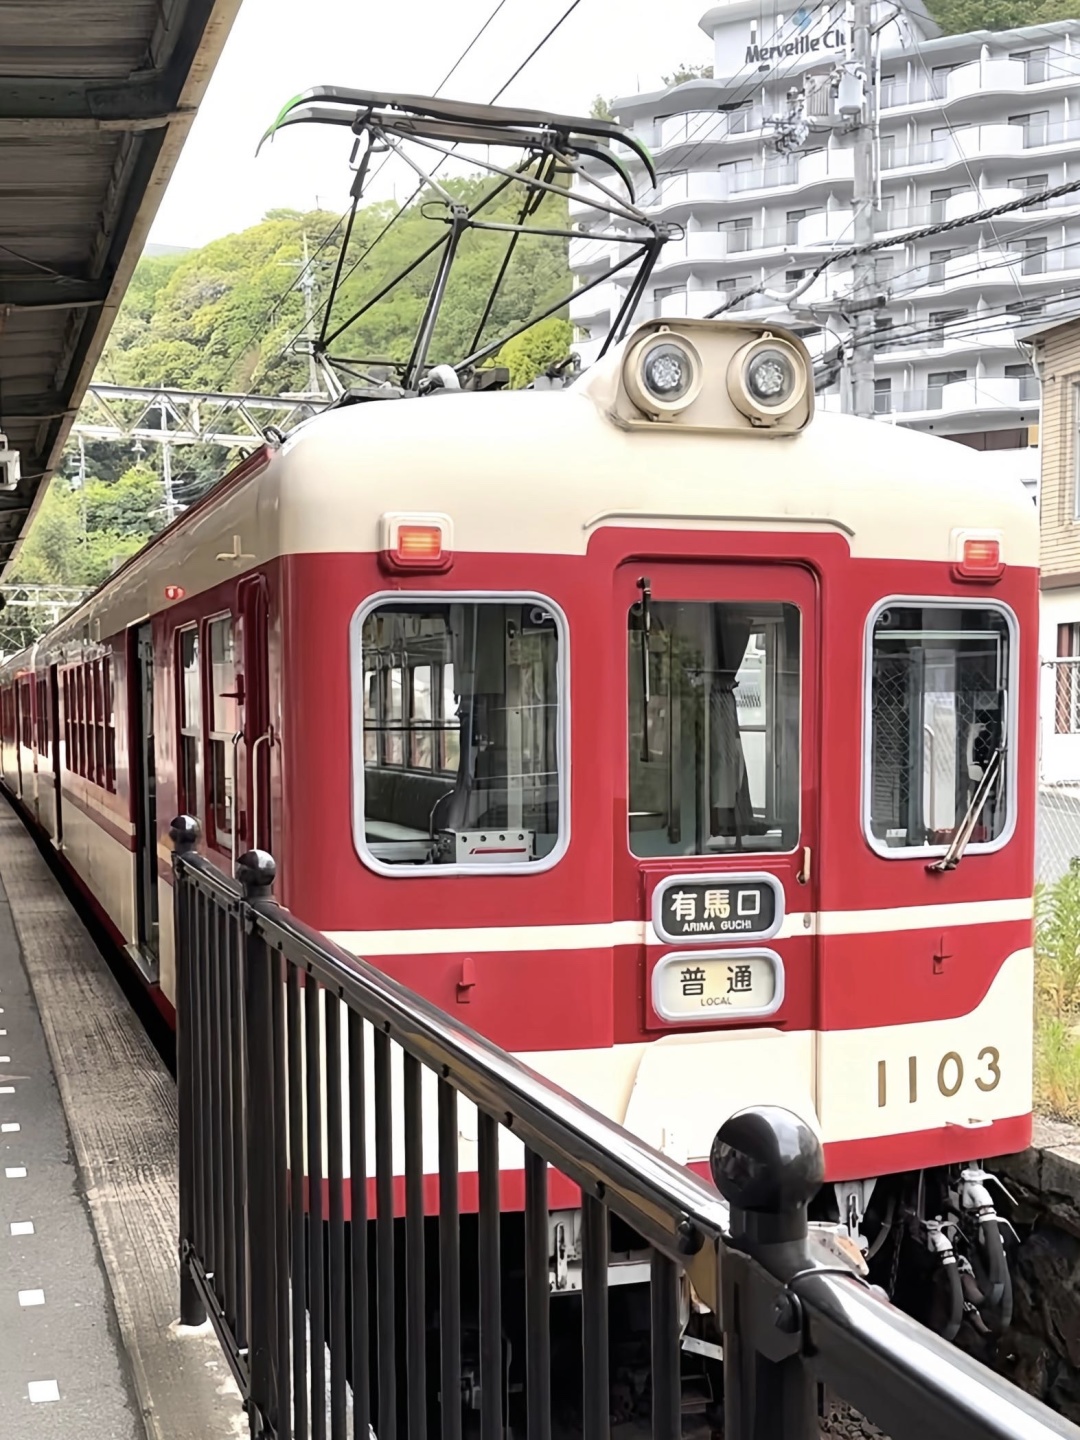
[
  {"x1": 636, "y1": 576, "x2": 652, "y2": 762},
  {"x1": 927, "y1": 747, "x2": 1004, "y2": 873}
]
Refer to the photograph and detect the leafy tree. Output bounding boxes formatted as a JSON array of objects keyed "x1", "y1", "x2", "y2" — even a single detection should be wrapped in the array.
[
  {"x1": 926, "y1": 0, "x2": 1076, "y2": 30},
  {"x1": 496, "y1": 318, "x2": 573, "y2": 388},
  {"x1": 590, "y1": 95, "x2": 615, "y2": 121},
  {"x1": 7, "y1": 467, "x2": 164, "y2": 591},
  {"x1": 662, "y1": 63, "x2": 714, "y2": 86},
  {"x1": 28, "y1": 171, "x2": 578, "y2": 634},
  {"x1": 83, "y1": 465, "x2": 166, "y2": 538}
]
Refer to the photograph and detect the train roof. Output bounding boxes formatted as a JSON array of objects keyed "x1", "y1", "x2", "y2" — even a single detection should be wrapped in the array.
[{"x1": 5, "y1": 319, "x2": 1038, "y2": 667}]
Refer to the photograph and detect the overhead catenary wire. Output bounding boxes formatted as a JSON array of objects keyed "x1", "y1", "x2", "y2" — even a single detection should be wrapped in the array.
[
  {"x1": 858, "y1": 215, "x2": 1080, "y2": 299},
  {"x1": 810, "y1": 284, "x2": 1079, "y2": 385},
  {"x1": 222, "y1": 0, "x2": 595, "y2": 413},
  {"x1": 652, "y1": 0, "x2": 848, "y2": 184},
  {"x1": 205, "y1": 0, "x2": 519, "y2": 396}
]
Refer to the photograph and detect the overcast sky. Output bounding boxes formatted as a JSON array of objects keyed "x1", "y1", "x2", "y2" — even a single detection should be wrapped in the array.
[{"x1": 149, "y1": 0, "x2": 714, "y2": 248}]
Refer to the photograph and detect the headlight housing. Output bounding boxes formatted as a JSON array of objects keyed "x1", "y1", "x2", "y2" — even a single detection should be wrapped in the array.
[
  {"x1": 727, "y1": 333, "x2": 808, "y2": 425},
  {"x1": 624, "y1": 330, "x2": 704, "y2": 418}
]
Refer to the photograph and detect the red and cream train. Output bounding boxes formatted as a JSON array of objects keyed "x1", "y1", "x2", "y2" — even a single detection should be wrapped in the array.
[{"x1": 0, "y1": 316, "x2": 1036, "y2": 1329}]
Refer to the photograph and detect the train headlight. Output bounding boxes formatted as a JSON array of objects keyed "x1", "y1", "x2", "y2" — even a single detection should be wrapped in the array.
[
  {"x1": 624, "y1": 330, "x2": 704, "y2": 418},
  {"x1": 727, "y1": 334, "x2": 807, "y2": 426}
]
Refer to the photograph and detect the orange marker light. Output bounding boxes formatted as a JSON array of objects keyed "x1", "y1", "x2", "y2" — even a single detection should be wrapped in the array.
[
  {"x1": 396, "y1": 524, "x2": 444, "y2": 562},
  {"x1": 381, "y1": 514, "x2": 453, "y2": 573},
  {"x1": 954, "y1": 536, "x2": 1004, "y2": 581},
  {"x1": 165, "y1": 585, "x2": 186, "y2": 601}
]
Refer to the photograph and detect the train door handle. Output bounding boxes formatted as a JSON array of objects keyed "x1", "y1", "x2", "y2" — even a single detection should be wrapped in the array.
[
  {"x1": 797, "y1": 846, "x2": 811, "y2": 885},
  {"x1": 251, "y1": 728, "x2": 275, "y2": 855},
  {"x1": 231, "y1": 731, "x2": 244, "y2": 875}
]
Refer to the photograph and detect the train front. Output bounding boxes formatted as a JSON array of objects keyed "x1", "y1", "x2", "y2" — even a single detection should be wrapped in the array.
[{"x1": 278, "y1": 316, "x2": 1038, "y2": 1336}]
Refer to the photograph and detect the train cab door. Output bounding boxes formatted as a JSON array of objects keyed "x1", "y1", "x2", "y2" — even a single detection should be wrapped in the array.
[
  {"x1": 616, "y1": 558, "x2": 820, "y2": 1074},
  {"x1": 237, "y1": 576, "x2": 272, "y2": 855},
  {"x1": 131, "y1": 622, "x2": 160, "y2": 977}
]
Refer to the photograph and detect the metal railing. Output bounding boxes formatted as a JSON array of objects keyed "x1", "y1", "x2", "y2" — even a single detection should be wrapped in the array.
[{"x1": 172, "y1": 816, "x2": 1078, "y2": 1440}]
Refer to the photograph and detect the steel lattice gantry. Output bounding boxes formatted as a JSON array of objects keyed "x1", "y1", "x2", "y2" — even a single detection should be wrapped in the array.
[{"x1": 0, "y1": 0, "x2": 243, "y2": 574}]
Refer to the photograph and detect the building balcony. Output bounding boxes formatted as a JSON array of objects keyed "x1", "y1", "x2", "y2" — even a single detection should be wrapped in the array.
[
  {"x1": 1021, "y1": 116, "x2": 1080, "y2": 150},
  {"x1": 638, "y1": 287, "x2": 773, "y2": 322},
  {"x1": 651, "y1": 107, "x2": 767, "y2": 155},
  {"x1": 892, "y1": 247, "x2": 1031, "y2": 297},
  {"x1": 883, "y1": 374, "x2": 1038, "y2": 423},
  {"x1": 875, "y1": 315, "x2": 1026, "y2": 361},
  {"x1": 727, "y1": 161, "x2": 802, "y2": 195},
  {"x1": 882, "y1": 123, "x2": 1028, "y2": 174},
  {"x1": 568, "y1": 234, "x2": 619, "y2": 273},
  {"x1": 945, "y1": 57, "x2": 1028, "y2": 101},
  {"x1": 879, "y1": 51, "x2": 1080, "y2": 112},
  {"x1": 875, "y1": 186, "x2": 1080, "y2": 237},
  {"x1": 568, "y1": 279, "x2": 622, "y2": 325},
  {"x1": 879, "y1": 75, "x2": 945, "y2": 110}
]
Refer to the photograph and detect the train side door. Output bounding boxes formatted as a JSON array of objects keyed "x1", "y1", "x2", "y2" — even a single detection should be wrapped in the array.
[
  {"x1": 131, "y1": 623, "x2": 160, "y2": 975},
  {"x1": 238, "y1": 576, "x2": 272, "y2": 853},
  {"x1": 616, "y1": 559, "x2": 820, "y2": 1047}
]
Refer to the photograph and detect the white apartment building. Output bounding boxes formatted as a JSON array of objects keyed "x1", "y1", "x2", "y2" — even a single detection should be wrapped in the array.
[{"x1": 570, "y1": 1, "x2": 1080, "y2": 491}]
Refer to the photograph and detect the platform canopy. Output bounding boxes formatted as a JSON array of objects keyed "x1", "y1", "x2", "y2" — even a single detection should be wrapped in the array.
[{"x1": 0, "y1": 0, "x2": 242, "y2": 574}]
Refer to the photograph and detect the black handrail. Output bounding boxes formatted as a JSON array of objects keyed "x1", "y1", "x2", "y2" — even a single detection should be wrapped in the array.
[{"x1": 171, "y1": 818, "x2": 1079, "y2": 1440}]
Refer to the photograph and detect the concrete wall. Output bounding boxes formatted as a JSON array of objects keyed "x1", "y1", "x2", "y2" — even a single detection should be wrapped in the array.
[{"x1": 992, "y1": 1119, "x2": 1080, "y2": 1422}]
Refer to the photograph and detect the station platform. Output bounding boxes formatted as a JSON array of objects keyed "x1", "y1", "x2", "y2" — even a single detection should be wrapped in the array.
[{"x1": 0, "y1": 804, "x2": 242, "y2": 1439}]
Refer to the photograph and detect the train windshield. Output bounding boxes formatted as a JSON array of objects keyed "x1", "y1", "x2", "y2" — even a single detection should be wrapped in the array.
[
  {"x1": 628, "y1": 600, "x2": 801, "y2": 856},
  {"x1": 867, "y1": 604, "x2": 1011, "y2": 852},
  {"x1": 358, "y1": 600, "x2": 562, "y2": 867}
]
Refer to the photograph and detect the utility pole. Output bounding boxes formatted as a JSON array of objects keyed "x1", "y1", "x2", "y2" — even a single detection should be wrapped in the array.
[
  {"x1": 158, "y1": 398, "x2": 177, "y2": 523},
  {"x1": 299, "y1": 232, "x2": 321, "y2": 398},
  {"x1": 848, "y1": 0, "x2": 877, "y2": 418},
  {"x1": 276, "y1": 233, "x2": 322, "y2": 398}
]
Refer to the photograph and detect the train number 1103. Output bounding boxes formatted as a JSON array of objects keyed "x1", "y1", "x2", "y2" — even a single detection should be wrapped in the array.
[{"x1": 876, "y1": 1047, "x2": 1001, "y2": 1107}]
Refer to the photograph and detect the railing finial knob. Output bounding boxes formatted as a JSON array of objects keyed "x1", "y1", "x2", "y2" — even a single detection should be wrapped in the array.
[
  {"x1": 237, "y1": 849, "x2": 277, "y2": 900},
  {"x1": 709, "y1": 1105, "x2": 824, "y2": 1217},
  {"x1": 170, "y1": 814, "x2": 201, "y2": 851}
]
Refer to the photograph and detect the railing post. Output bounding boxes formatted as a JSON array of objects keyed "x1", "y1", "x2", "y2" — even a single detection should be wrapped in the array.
[
  {"x1": 710, "y1": 1106, "x2": 825, "y2": 1440},
  {"x1": 172, "y1": 814, "x2": 206, "y2": 1329},
  {"x1": 237, "y1": 848, "x2": 280, "y2": 1439}
]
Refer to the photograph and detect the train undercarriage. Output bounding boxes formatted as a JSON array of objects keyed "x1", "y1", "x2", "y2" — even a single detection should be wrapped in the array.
[{"x1": 404, "y1": 1162, "x2": 1019, "y2": 1435}]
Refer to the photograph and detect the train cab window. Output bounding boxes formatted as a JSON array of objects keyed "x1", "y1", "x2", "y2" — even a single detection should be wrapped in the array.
[
  {"x1": 208, "y1": 617, "x2": 238, "y2": 846},
  {"x1": 628, "y1": 601, "x2": 801, "y2": 857},
  {"x1": 178, "y1": 627, "x2": 201, "y2": 819},
  {"x1": 866, "y1": 603, "x2": 1013, "y2": 854},
  {"x1": 355, "y1": 598, "x2": 565, "y2": 869}
]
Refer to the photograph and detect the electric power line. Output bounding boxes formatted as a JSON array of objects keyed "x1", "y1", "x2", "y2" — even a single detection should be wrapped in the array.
[
  {"x1": 653, "y1": 0, "x2": 847, "y2": 184},
  {"x1": 249, "y1": 0, "x2": 594, "y2": 394},
  {"x1": 710, "y1": 169, "x2": 1080, "y2": 316},
  {"x1": 205, "y1": 0, "x2": 521, "y2": 396}
]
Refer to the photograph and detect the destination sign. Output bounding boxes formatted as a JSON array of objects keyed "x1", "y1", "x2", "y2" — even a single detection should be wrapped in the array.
[
  {"x1": 653, "y1": 874, "x2": 782, "y2": 943},
  {"x1": 652, "y1": 949, "x2": 784, "y2": 1023}
]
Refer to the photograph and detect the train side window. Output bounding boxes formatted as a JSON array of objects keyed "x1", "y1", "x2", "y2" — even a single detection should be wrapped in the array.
[
  {"x1": 92, "y1": 660, "x2": 105, "y2": 787},
  {"x1": 354, "y1": 596, "x2": 567, "y2": 871},
  {"x1": 36, "y1": 677, "x2": 48, "y2": 757},
  {"x1": 207, "y1": 616, "x2": 237, "y2": 846},
  {"x1": 628, "y1": 601, "x2": 801, "y2": 857},
  {"x1": 864, "y1": 601, "x2": 1015, "y2": 856},
  {"x1": 178, "y1": 627, "x2": 201, "y2": 819},
  {"x1": 104, "y1": 657, "x2": 116, "y2": 792},
  {"x1": 75, "y1": 667, "x2": 86, "y2": 778}
]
